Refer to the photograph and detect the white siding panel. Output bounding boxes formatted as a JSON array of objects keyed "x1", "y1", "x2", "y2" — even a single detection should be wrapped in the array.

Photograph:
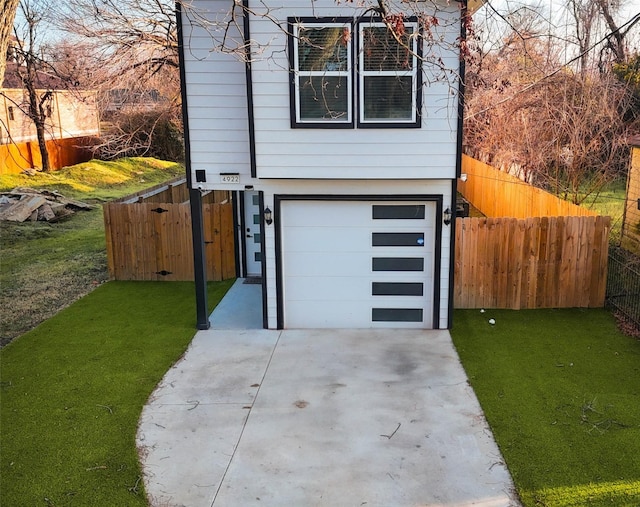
[
  {"x1": 187, "y1": 107, "x2": 249, "y2": 121},
  {"x1": 186, "y1": 151, "x2": 246, "y2": 165},
  {"x1": 256, "y1": 142, "x2": 455, "y2": 157},
  {"x1": 256, "y1": 155, "x2": 457, "y2": 179},
  {"x1": 248, "y1": 0, "x2": 461, "y2": 181},
  {"x1": 184, "y1": 83, "x2": 248, "y2": 96},
  {"x1": 249, "y1": 129, "x2": 455, "y2": 146},
  {"x1": 181, "y1": 0, "x2": 251, "y2": 184},
  {"x1": 189, "y1": 128, "x2": 250, "y2": 143}
]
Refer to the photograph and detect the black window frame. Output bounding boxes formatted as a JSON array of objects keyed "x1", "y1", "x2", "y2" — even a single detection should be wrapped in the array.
[
  {"x1": 288, "y1": 16, "x2": 422, "y2": 129},
  {"x1": 356, "y1": 18, "x2": 422, "y2": 128},
  {"x1": 288, "y1": 17, "x2": 355, "y2": 129}
]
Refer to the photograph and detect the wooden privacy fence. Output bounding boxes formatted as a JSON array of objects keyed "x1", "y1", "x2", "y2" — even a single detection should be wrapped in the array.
[
  {"x1": 1, "y1": 137, "x2": 97, "y2": 174},
  {"x1": 454, "y1": 155, "x2": 611, "y2": 308},
  {"x1": 104, "y1": 179, "x2": 235, "y2": 281},
  {"x1": 458, "y1": 155, "x2": 599, "y2": 218}
]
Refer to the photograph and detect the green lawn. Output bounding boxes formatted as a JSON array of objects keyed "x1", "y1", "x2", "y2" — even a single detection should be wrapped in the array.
[
  {"x1": 451, "y1": 308, "x2": 640, "y2": 506},
  {"x1": 579, "y1": 178, "x2": 627, "y2": 243},
  {"x1": 0, "y1": 157, "x2": 184, "y2": 345},
  {"x1": 0, "y1": 280, "x2": 234, "y2": 506},
  {"x1": 0, "y1": 157, "x2": 184, "y2": 201}
]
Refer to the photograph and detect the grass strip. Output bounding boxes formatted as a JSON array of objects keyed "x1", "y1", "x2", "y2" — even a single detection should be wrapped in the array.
[
  {"x1": 0, "y1": 157, "x2": 184, "y2": 201},
  {"x1": 0, "y1": 279, "x2": 234, "y2": 506},
  {"x1": 0, "y1": 157, "x2": 184, "y2": 345},
  {"x1": 451, "y1": 308, "x2": 640, "y2": 507}
]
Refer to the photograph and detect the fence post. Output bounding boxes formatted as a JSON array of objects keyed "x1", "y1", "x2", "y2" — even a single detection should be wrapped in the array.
[{"x1": 189, "y1": 188, "x2": 210, "y2": 330}]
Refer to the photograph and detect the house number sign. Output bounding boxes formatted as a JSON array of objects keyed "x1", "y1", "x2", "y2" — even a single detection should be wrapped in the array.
[{"x1": 220, "y1": 174, "x2": 240, "y2": 183}]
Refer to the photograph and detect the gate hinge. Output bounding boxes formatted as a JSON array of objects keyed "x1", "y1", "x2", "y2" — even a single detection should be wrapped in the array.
[
  {"x1": 156, "y1": 270, "x2": 173, "y2": 276},
  {"x1": 151, "y1": 207, "x2": 168, "y2": 214}
]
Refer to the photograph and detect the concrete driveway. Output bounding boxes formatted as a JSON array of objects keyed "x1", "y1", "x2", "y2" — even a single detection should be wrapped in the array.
[{"x1": 137, "y1": 281, "x2": 520, "y2": 507}]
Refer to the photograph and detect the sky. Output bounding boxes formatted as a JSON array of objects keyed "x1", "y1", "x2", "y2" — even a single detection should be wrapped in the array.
[{"x1": 12, "y1": 0, "x2": 640, "y2": 57}]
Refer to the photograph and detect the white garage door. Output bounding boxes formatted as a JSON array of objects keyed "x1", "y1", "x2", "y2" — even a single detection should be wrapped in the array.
[{"x1": 280, "y1": 200, "x2": 436, "y2": 328}]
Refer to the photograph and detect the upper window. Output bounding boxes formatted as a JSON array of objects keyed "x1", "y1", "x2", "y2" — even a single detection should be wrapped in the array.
[
  {"x1": 290, "y1": 20, "x2": 353, "y2": 127},
  {"x1": 289, "y1": 17, "x2": 421, "y2": 129},
  {"x1": 358, "y1": 21, "x2": 420, "y2": 127}
]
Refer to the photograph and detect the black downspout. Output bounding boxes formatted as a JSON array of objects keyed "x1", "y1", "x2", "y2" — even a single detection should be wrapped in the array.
[
  {"x1": 243, "y1": 0, "x2": 257, "y2": 178},
  {"x1": 176, "y1": 1, "x2": 210, "y2": 330},
  {"x1": 449, "y1": 0, "x2": 468, "y2": 328}
]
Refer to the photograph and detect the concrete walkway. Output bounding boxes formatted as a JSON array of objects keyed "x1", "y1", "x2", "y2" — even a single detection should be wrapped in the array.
[{"x1": 137, "y1": 280, "x2": 520, "y2": 507}]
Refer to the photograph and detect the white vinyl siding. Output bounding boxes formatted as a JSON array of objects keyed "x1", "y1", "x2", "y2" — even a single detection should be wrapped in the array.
[
  {"x1": 248, "y1": 0, "x2": 461, "y2": 180},
  {"x1": 179, "y1": 0, "x2": 251, "y2": 186}
]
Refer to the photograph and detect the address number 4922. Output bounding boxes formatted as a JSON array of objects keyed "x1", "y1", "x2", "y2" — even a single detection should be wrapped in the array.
[{"x1": 220, "y1": 174, "x2": 240, "y2": 183}]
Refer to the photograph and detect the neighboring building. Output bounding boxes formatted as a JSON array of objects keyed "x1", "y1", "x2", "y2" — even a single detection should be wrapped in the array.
[
  {"x1": 178, "y1": 0, "x2": 477, "y2": 329},
  {"x1": 622, "y1": 135, "x2": 640, "y2": 255},
  {"x1": 1, "y1": 62, "x2": 100, "y2": 173},
  {"x1": 104, "y1": 88, "x2": 168, "y2": 114}
]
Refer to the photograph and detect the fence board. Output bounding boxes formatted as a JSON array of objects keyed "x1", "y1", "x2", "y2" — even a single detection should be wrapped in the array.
[
  {"x1": 459, "y1": 155, "x2": 599, "y2": 218},
  {"x1": 204, "y1": 202, "x2": 223, "y2": 281},
  {"x1": 1, "y1": 137, "x2": 96, "y2": 174},
  {"x1": 454, "y1": 216, "x2": 611, "y2": 309},
  {"x1": 104, "y1": 198, "x2": 235, "y2": 282},
  {"x1": 219, "y1": 202, "x2": 236, "y2": 279}
]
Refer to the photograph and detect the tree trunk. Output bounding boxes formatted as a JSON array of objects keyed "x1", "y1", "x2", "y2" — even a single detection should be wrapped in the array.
[
  {"x1": 0, "y1": 0, "x2": 20, "y2": 85},
  {"x1": 596, "y1": 0, "x2": 626, "y2": 64},
  {"x1": 24, "y1": 65, "x2": 51, "y2": 172}
]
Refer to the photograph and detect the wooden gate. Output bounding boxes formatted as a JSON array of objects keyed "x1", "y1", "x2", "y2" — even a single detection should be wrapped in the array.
[{"x1": 103, "y1": 181, "x2": 235, "y2": 281}]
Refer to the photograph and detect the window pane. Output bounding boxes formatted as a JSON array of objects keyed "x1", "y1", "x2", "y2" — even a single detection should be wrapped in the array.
[
  {"x1": 372, "y1": 232, "x2": 425, "y2": 246},
  {"x1": 372, "y1": 308, "x2": 423, "y2": 322},
  {"x1": 372, "y1": 282, "x2": 424, "y2": 296},
  {"x1": 298, "y1": 27, "x2": 349, "y2": 72},
  {"x1": 299, "y1": 76, "x2": 348, "y2": 121},
  {"x1": 372, "y1": 205, "x2": 425, "y2": 219},
  {"x1": 363, "y1": 76, "x2": 413, "y2": 120},
  {"x1": 362, "y1": 26, "x2": 413, "y2": 72},
  {"x1": 372, "y1": 257, "x2": 425, "y2": 271}
]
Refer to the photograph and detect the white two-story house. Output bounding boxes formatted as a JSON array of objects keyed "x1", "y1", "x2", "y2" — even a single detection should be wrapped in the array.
[{"x1": 177, "y1": 0, "x2": 474, "y2": 330}]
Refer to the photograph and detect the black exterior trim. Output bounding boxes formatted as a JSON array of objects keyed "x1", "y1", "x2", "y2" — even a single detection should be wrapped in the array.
[
  {"x1": 433, "y1": 198, "x2": 443, "y2": 329},
  {"x1": 258, "y1": 191, "x2": 268, "y2": 329},
  {"x1": 243, "y1": 0, "x2": 257, "y2": 177},
  {"x1": 232, "y1": 191, "x2": 241, "y2": 278},
  {"x1": 238, "y1": 191, "x2": 248, "y2": 277},
  {"x1": 355, "y1": 17, "x2": 423, "y2": 129},
  {"x1": 455, "y1": 1, "x2": 467, "y2": 179},
  {"x1": 448, "y1": 179, "x2": 457, "y2": 329},
  {"x1": 176, "y1": 0, "x2": 209, "y2": 330},
  {"x1": 288, "y1": 17, "x2": 355, "y2": 129},
  {"x1": 274, "y1": 194, "x2": 443, "y2": 329},
  {"x1": 448, "y1": 0, "x2": 468, "y2": 328},
  {"x1": 274, "y1": 197, "x2": 284, "y2": 328}
]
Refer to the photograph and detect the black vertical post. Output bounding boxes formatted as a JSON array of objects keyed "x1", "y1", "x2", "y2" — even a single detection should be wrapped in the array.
[
  {"x1": 448, "y1": 0, "x2": 469, "y2": 329},
  {"x1": 176, "y1": 1, "x2": 209, "y2": 330},
  {"x1": 190, "y1": 188, "x2": 210, "y2": 330}
]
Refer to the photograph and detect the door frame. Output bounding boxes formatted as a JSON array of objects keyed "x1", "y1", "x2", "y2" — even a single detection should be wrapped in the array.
[
  {"x1": 236, "y1": 189, "x2": 269, "y2": 328},
  {"x1": 238, "y1": 190, "x2": 265, "y2": 278},
  {"x1": 274, "y1": 194, "x2": 444, "y2": 330}
]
